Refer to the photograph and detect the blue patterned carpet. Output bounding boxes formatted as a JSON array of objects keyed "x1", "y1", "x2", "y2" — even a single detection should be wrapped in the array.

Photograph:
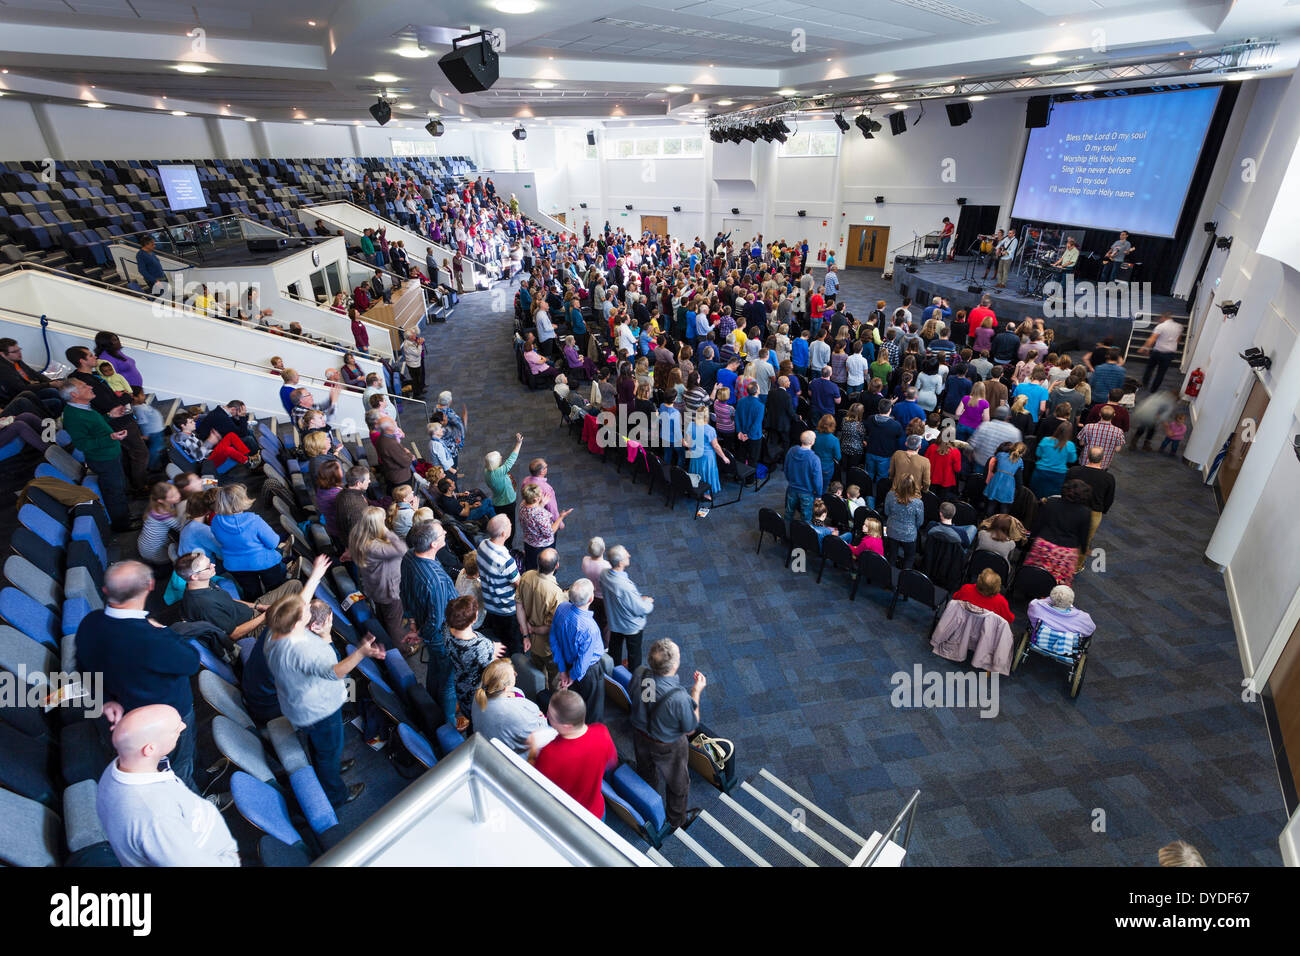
[{"x1": 407, "y1": 267, "x2": 1283, "y2": 866}]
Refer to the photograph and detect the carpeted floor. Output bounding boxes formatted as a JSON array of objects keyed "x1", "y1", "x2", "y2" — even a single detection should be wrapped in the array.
[{"x1": 400, "y1": 266, "x2": 1283, "y2": 866}]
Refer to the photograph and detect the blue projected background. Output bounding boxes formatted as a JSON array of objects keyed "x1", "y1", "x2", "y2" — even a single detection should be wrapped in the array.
[
  {"x1": 1010, "y1": 86, "x2": 1221, "y2": 237},
  {"x1": 157, "y1": 164, "x2": 208, "y2": 212}
]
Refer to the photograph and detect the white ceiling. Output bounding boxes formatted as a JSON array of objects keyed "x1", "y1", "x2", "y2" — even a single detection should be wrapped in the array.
[{"x1": 0, "y1": 0, "x2": 1296, "y2": 126}]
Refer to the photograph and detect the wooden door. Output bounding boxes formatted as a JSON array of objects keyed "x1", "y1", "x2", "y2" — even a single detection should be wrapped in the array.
[
  {"x1": 1215, "y1": 378, "x2": 1269, "y2": 505},
  {"x1": 1266, "y1": 616, "x2": 1300, "y2": 812},
  {"x1": 846, "y1": 225, "x2": 890, "y2": 268},
  {"x1": 554, "y1": 212, "x2": 565, "y2": 225},
  {"x1": 640, "y1": 215, "x2": 667, "y2": 239}
]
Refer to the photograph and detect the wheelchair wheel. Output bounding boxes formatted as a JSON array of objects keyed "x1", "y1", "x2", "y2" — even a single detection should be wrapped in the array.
[
  {"x1": 1011, "y1": 630, "x2": 1031, "y2": 673},
  {"x1": 1069, "y1": 652, "x2": 1087, "y2": 699}
]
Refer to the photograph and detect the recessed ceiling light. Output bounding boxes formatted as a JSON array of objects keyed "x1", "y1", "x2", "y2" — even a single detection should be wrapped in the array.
[
  {"x1": 244, "y1": 116, "x2": 257, "y2": 122},
  {"x1": 1028, "y1": 55, "x2": 1059, "y2": 66},
  {"x1": 315, "y1": 117, "x2": 328, "y2": 122},
  {"x1": 371, "y1": 73, "x2": 399, "y2": 83},
  {"x1": 1074, "y1": 84, "x2": 1096, "y2": 92},
  {"x1": 307, "y1": 20, "x2": 317, "y2": 26},
  {"x1": 397, "y1": 47, "x2": 429, "y2": 59},
  {"x1": 892, "y1": 104, "x2": 908, "y2": 110},
  {"x1": 531, "y1": 81, "x2": 555, "y2": 89},
  {"x1": 664, "y1": 85, "x2": 685, "y2": 93},
  {"x1": 1058, "y1": 21, "x2": 1066, "y2": 26},
  {"x1": 302, "y1": 120, "x2": 314, "y2": 125},
  {"x1": 492, "y1": 0, "x2": 538, "y2": 12},
  {"x1": 881, "y1": 92, "x2": 899, "y2": 99},
  {"x1": 874, "y1": 74, "x2": 898, "y2": 83},
  {"x1": 174, "y1": 63, "x2": 208, "y2": 74},
  {"x1": 716, "y1": 99, "x2": 734, "y2": 106},
  {"x1": 776, "y1": 88, "x2": 797, "y2": 96},
  {"x1": 967, "y1": 95, "x2": 985, "y2": 102},
  {"x1": 171, "y1": 110, "x2": 188, "y2": 116},
  {"x1": 86, "y1": 101, "x2": 108, "y2": 109},
  {"x1": 460, "y1": 117, "x2": 472, "y2": 122},
  {"x1": 398, "y1": 102, "x2": 414, "y2": 109}
]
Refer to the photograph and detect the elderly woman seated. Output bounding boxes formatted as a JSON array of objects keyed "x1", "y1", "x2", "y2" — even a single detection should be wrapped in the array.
[
  {"x1": 522, "y1": 341, "x2": 560, "y2": 382},
  {"x1": 562, "y1": 335, "x2": 596, "y2": 380},
  {"x1": 1026, "y1": 585, "x2": 1097, "y2": 655}
]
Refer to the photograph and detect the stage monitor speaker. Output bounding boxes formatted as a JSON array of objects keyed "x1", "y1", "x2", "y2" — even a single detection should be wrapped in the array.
[
  {"x1": 946, "y1": 102, "x2": 972, "y2": 127},
  {"x1": 898, "y1": 284, "x2": 909, "y2": 298},
  {"x1": 246, "y1": 237, "x2": 289, "y2": 254},
  {"x1": 967, "y1": 284, "x2": 983, "y2": 294},
  {"x1": 1025, "y1": 95, "x2": 1053, "y2": 129},
  {"x1": 438, "y1": 33, "x2": 500, "y2": 94},
  {"x1": 586, "y1": 130, "x2": 596, "y2": 146},
  {"x1": 889, "y1": 112, "x2": 907, "y2": 136}
]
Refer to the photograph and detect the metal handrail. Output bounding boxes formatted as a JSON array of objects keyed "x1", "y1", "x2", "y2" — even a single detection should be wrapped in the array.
[
  {"x1": 0, "y1": 300, "x2": 424, "y2": 407},
  {"x1": 856, "y1": 789, "x2": 920, "y2": 867},
  {"x1": 310, "y1": 199, "x2": 492, "y2": 270},
  {"x1": 4, "y1": 261, "x2": 368, "y2": 357}
]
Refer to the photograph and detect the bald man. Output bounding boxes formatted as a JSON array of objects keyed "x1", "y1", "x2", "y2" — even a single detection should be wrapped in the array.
[
  {"x1": 76, "y1": 561, "x2": 201, "y2": 790},
  {"x1": 96, "y1": 704, "x2": 240, "y2": 867},
  {"x1": 782, "y1": 430, "x2": 822, "y2": 523}
]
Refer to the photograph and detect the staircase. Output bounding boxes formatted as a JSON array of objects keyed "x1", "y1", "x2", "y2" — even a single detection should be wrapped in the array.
[
  {"x1": 1122, "y1": 311, "x2": 1189, "y2": 370},
  {"x1": 651, "y1": 769, "x2": 918, "y2": 867}
]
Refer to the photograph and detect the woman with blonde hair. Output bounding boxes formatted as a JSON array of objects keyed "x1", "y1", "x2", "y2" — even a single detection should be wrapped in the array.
[
  {"x1": 349, "y1": 506, "x2": 412, "y2": 653},
  {"x1": 386, "y1": 484, "x2": 417, "y2": 537},
  {"x1": 883, "y1": 473, "x2": 924, "y2": 569},
  {"x1": 210, "y1": 482, "x2": 287, "y2": 598},
  {"x1": 472, "y1": 659, "x2": 556, "y2": 756}
]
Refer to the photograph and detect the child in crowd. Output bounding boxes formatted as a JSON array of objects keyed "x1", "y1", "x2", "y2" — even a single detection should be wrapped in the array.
[
  {"x1": 984, "y1": 441, "x2": 1026, "y2": 516},
  {"x1": 387, "y1": 484, "x2": 417, "y2": 537},
  {"x1": 97, "y1": 360, "x2": 131, "y2": 398},
  {"x1": 131, "y1": 388, "x2": 165, "y2": 470},
  {"x1": 850, "y1": 515, "x2": 886, "y2": 558},
  {"x1": 1161, "y1": 412, "x2": 1188, "y2": 456},
  {"x1": 137, "y1": 481, "x2": 180, "y2": 566},
  {"x1": 845, "y1": 484, "x2": 867, "y2": 515},
  {"x1": 810, "y1": 500, "x2": 851, "y2": 543}
]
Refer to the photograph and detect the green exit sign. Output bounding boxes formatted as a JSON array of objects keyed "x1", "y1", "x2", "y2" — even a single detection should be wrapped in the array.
[{"x1": 864, "y1": 215, "x2": 875, "y2": 222}]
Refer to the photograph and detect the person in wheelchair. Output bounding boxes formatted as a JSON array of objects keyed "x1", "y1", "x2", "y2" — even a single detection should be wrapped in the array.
[{"x1": 1026, "y1": 584, "x2": 1096, "y2": 656}]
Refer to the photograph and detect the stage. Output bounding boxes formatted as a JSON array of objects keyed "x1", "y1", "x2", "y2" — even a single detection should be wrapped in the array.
[{"x1": 888, "y1": 257, "x2": 1180, "y2": 351}]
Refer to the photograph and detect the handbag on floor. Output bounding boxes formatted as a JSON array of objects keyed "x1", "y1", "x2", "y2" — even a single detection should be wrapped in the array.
[{"x1": 689, "y1": 724, "x2": 738, "y2": 793}]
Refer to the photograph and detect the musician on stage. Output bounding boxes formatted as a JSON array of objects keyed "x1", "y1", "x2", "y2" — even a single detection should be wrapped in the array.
[
  {"x1": 994, "y1": 229, "x2": 1018, "y2": 289},
  {"x1": 938, "y1": 217, "x2": 955, "y2": 261},
  {"x1": 980, "y1": 229, "x2": 1005, "y2": 280},
  {"x1": 1100, "y1": 231, "x2": 1133, "y2": 283},
  {"x1": 1050, "y1": 237, "x2": 1079, "y2": 274}
]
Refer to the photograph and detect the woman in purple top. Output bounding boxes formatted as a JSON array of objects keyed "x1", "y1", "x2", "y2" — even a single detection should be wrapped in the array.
[
  {"x1": 94, "y1": 331, "x2": 143, "y2": 389},
  {"x1": 955, "y1": 382, "x2": 990, "y2": 440},
  {"x1": 971, "y1": 318, "x2": 997, "y2": 354}
]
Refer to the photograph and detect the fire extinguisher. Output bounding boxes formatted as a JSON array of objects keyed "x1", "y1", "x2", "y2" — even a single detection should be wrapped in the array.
[
  {"x1": 818, "y1": 245, "x2": 828, "y2": 262},
  {"x1": 1185, "y1": 368, "x2": 1204, "y2": 398}
]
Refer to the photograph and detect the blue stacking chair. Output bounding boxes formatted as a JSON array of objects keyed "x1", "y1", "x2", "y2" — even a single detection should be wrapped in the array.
[
  {"x1": 603, "y1": 763, "x2": 672, "y2": 848},
  {"x1": 397, "y1": 723, "x2": 437, "y2": 770},
  {"x1": 0, "y1": 587, "x2": 61, "y2": 650},
  {"x1": 230, "y1": 771, "x2": 304, "y2": 847}
]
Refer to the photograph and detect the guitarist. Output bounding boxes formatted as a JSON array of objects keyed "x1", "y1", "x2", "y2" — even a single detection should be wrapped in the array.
[{"x1": 1100, "y1": 231, "x2": 1134, "y2": 283}]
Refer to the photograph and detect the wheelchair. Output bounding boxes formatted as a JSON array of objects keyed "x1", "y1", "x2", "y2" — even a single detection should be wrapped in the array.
[{"x1": 1010, "y1": 619, "x2": 1094, "y2": 699}]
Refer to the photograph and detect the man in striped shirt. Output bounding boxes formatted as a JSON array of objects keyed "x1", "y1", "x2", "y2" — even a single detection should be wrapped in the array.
[
  {"x1": 477, "y1": 513, "x2": 523, "y2": 655},
  {"x1": 1076, "y1": 406, "x2": 1127, "y2": 469}
]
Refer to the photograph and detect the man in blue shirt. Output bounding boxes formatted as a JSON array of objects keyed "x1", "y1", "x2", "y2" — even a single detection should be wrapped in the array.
[
  {"x1": 135, "y1": 236, "x2": 167, "y2": 296},
  {"x1": 783, "y1": 430, "x2": 822, "y2": 522},
  {"x1": 697, "y1": 344, "x2": 721, "y2": 390},
  {"x1": 399, "y1": 521, "x2": 460, "y2": 722},
  {"x1": 891, "y1": 387, "x2": 925, "y2": 429},
  {"x1": 735, "y1": 381, "x2": 765, "y2": 465},
  {"x1": 551, "y1": 579, "x2": 607, "y2": 724},
  {"x1": 921, "y1": 296, "x2": 952, "y2": 325},
  {"x1": 824, "y1": 266, "x2": 839, "y2": 301},
  {"x1": 809, "y1": 366, "x2": 841, "y2": 420},
  {"x1": 1012, "y1": 369, "x2": 1051, "y2": 422},
  {"x1": 942, "y1": 365, "x2": 974, "y2": 415},
  {"x1": 1088, "y1": 349, "x2": 1127, "y2": 406},
  {"x1": 715, "y1": 356, "x2": 740, "y2": 402},
  {"x1": 791, "y1": 331, "x2": 811, "y2": 376}
]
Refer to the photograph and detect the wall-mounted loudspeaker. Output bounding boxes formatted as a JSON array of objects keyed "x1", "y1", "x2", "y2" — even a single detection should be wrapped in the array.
[
  {"x1": 1025, "y1": 95, "x2": 1053, "y2": 129},
  {"x1": 946, "y1": 102, "x2": 972, "y2": 126}
]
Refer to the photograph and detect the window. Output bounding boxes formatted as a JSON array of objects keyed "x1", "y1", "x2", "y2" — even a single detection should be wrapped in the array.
[
  {"x1": 391, "y1": 140, "x2": 440, "y2": 157},
  {"x1": 779, "y1": 131, "x2": 839, "y2": 157},
  {"x1": 606, "y1": 135, "x2": 706, "y2": 159}
]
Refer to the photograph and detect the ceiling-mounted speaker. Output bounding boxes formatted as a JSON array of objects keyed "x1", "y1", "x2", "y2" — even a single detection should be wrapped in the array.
[
  {"x1": 1025, "y1": 95, "x2": 1053, "y2": 128},
  {"x1": 672, "y1": 205, "x2": 681, "y2": 212},
  {"x1": 797, "y1": 209, "x2": 806, "y2": 217},
  {"x1": 438, "y1": 30, "x2": 500, "y2": 94},
  {"x1": 946, "y1": 102, "x2": 972, "y2": 126},
  {"x1": 586, "y1": 130, "x2": 596, "y2": 146},
  {"x1": 874, "y1": 196, "x2": 885, "y2": 204},
  {"x1": 425, "y1": 119, "x2": 445, "y2": 137},
  {"x1": 369, "y1": 98, "x2": 391, "y2": 126},
  {"x1": 731, "y1": 207, "x2": 740, "y2": 215},
  {"x1": 889, "y1": 112, "x2": 907, "y2": 136},
  {"x1": 579, "y1": 202, "x2": 587, "y2": 208}
]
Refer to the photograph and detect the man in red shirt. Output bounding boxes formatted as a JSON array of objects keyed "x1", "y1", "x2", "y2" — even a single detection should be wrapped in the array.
[
  {"x1": 530, "y1": 690, "x2": 617, "y2": 820},
  {"x1": 809, "y1": 288, "x2": 825, "y2": 322},
  {"x1": 968, "y1": 295, "x2": 996, "y2": 329}
]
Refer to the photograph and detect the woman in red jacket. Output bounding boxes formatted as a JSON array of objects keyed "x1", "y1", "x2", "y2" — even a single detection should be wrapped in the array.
[
  {"x1": 924, "y1": 432, "x2": 963, "y2": 501},
  {"x1": 951, "y1": 568, "x2": 1014, "y2": 624}
]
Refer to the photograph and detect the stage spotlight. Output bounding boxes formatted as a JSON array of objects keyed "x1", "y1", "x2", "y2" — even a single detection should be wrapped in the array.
[
  {"x1": 369, "y1": 98, "x2": 392, "y2": 126},
  {"x1": 512, "y1": 125, "x2": 527, "y2": 140},
  {"x1": 855, "y1": 114, "x2": 882, "y2": 138},
  {"x1": 425, "y1": 118, "x2": 445, "y2": 137},
  {"x1": 834, "y1": 113, "x2": 850, "y2": 133},
  {"x1": 776, "y1": 119, "x2": 790, "y2": 134}
]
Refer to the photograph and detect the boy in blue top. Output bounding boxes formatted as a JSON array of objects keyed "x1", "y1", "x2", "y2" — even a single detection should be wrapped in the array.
[{"x1": 1012, "y1": 368, "x2": 1051, "y2": 422}]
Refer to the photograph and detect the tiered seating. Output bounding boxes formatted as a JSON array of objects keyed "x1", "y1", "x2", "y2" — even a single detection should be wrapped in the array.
[{"x1": 0, "y1": 154, "x2": 480, "y2": 288}]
